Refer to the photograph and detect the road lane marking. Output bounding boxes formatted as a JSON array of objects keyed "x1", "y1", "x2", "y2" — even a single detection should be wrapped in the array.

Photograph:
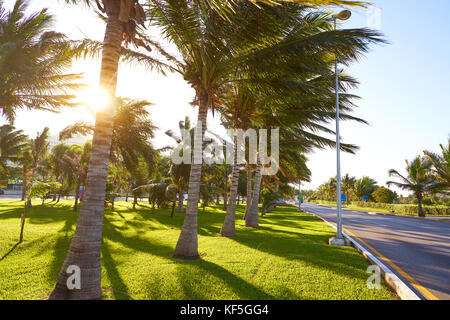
[
  {"x1": 341, "y1": 228, "x2": 439, "y2": 300},
  {"x1": 305, "y1": 206, "x2": 439, "y2": 300}
]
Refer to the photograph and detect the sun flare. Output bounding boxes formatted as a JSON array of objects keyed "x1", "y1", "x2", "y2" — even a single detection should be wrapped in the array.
[{"x1": 77, "y1": 87, "x2": 110, "y2": 112}]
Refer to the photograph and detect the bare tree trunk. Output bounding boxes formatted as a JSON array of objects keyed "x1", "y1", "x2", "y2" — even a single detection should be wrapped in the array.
[
  {"x1": 177, "y1": 189, "x2": 184, "y2": 213},
  {"x1": 49, "y1": 5, "x2": 122, "y2": 300},
  {"x1": 220, "y1": 141, "x2": 240, "y2": 237},
  {"x1": 125, "y1": 192, "x2": 128, "y2": 202},
  {"x1": 216, "y1": 195, "x2": 220, "y2": 205},
  {"x1": 173, "y1": 103, "x2": 207, "y2": 259},
  {"x1": 246, "y1": 164, "x2": 262, "y2": 228},
  {"x1": 244, "y1": 163, "x2": 252, "y2": 219},
  {"x1": 133, "y1": 195, "x2": 137, "y2": 210}
]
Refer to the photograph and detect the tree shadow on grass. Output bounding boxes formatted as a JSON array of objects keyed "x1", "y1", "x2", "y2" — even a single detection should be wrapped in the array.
[
  {"x1": 48, "y1": 212, "x2": 78, "y2": 282},
  {"x1": 102, "y1": 215, "x2": 273, "y2": 300},
  {"x1": 101, "y1": 240, "x2": 132, "y2": 300},
  {"x1": 174, "y1": 259, "x2": 274, "y2": 300},
  {"x1": 0, "y1": 242, "x2": 20, "y2": 262}
]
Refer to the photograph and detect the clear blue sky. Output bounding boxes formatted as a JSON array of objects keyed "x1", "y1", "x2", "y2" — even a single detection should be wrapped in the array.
[
  {"x1": 304, "y1": 0, "x2": 450, "y2": 193},
  {"x1": 2, "y1": 0, "x2": 450, "y2": 195}
]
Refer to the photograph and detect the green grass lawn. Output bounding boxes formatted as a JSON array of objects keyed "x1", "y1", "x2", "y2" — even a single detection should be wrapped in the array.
[{"x1": 0, "y1": 199, "x2": 396, "y2": 300}]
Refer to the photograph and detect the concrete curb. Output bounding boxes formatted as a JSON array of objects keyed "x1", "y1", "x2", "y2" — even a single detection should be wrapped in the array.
[{"x1": 304, "y1": 210, "x2": 422, "y2": 300}]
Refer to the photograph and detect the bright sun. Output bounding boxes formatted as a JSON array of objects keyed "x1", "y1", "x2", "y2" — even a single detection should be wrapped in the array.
[{"x1": 77, "y1": 87, "x2": 110, "y2": 112}]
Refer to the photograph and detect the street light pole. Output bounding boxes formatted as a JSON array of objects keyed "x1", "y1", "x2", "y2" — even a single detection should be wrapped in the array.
[{"x1": 329, "y1": 10, "x2": 351, "y2": 247}]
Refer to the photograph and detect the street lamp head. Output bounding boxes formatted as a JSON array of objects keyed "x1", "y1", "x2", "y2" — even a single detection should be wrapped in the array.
[{"x1": 333, "y1": 10, "x2": 352, "y2": 21}]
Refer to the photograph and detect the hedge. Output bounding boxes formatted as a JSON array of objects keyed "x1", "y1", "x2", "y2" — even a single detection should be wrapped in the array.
[
  {"x1": 311, "y1": 200, "x2": 450, "y2": 216},
  {"x1": 352, "y1": 201, "x2": 450, "y2": 216}
]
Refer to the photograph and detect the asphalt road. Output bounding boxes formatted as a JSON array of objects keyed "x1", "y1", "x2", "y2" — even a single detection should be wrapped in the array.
[{"x1": 300, "y1": 202, "x2": 450, "y2": 300}]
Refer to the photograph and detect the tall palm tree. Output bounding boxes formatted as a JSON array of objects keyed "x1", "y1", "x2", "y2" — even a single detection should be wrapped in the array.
[
  {"x1": 0, "y1": 0, "x2": 85, "y2": 122},
  {"x1": 18, "y1": 127, "x2": 49, "y2": 242},
  {"x1": 49, "y1": 0, "x2": 165, "y2": 299},
  {"x1": 149, "y1": 0, "x2": 384, "y2": 256},
  {"x1": 424, "y1": 139, "x2": 450, "y2": 195},
  {"x1": 387, "y1": 156, "x2": 435, "y2": 217}
]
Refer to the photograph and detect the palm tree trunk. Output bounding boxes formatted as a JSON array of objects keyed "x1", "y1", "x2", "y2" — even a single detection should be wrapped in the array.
[
  {"x1": 246, "y1": 164, "x2": 262, "y2": 228},
  {"x1": 49, "y1": 6, "x2": 122, "y2": 300},
  {"x1": 177, "y1": 189, "x2": 184, "y2": 213},
  {"x1": 21, "y1": 167, "x2": 26, "y2": 201},
  {"x1": 222, "y1": 192, "x2": 227, "y2": 211},
  {"x1": 171, "y1": 192, "x2": 176, "y2": 218},
  {"x1": 173, "y1": 102, "x2": 207, "y2": 259},
  {"x1": 417, "y1": 193, "x2": 425, "y2": 217},
  {"x1": 244, "y1": 163, "x2": 252, "y2": 219},
  {"x1": 19, "y1": 197, "x2": 27, "y2": 243},
  {"x1": 220, "y1": 140, "x2": 240, "y2": 237}
]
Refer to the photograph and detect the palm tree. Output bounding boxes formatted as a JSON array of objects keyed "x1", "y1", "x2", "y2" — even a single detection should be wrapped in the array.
[
  {"x1": 26, "y1": 127, "x2": 50, "y2": 207},
  {"x1": 0, "y1": 125, "x2": 28, "y2": 174},
  {"x1": 49, "y1": 143, "x2": 72, "y2": 202},
  {"x1": 149, "y1": 1, "x2": 384, "y2": 253},
  {"x1": 164, "y1": 117, "x2": 193, "y2": 213},
  {"x1": 387, "y1": 156, "x2": 435, "y2": 217},
  {"x1": 354, "y1": 176, "x2": 378, "y2": 201},
  {"x1": 0, "y1": 0, "x2": 85, "y2": 122},
  {"x1": 424, "y1": 139, "x2": 450, "y2": 195},
  {"x1": 50, "y1": 0, "x2": 165, "y2": 299},
  {"x1": 60, "y1": 142, "x2": 92, "y2": 211},
  {"x1": 18, "y1": 127, "x2": 49, "y2": 242},
  {"x1": 341, "y1": 173, "x2": 356, "y2": 205}
]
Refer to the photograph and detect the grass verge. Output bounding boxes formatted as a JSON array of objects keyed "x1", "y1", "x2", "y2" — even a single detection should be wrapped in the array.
[{"x1": 0, "y1": 199, "x2": 396, "y2": 300}]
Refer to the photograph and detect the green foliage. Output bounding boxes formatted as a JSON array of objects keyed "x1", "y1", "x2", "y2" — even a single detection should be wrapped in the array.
[
  {"x1": 424, "y1": 139, "x2": 450, "y2": 195},
  {"x1": 354, "y1": 176, "x2": 378, "y2": 200},
  {"x1": 29, "y1": 181, "x2": 61, "y2": 204},
  {"x1": 0, "y1": 125, "x2": 28, "y2": 174},
  {"x1": 0, "y1": 0, "x2": 83, "y2": 122},
  {"x1": 0, "y1": 200, "x2": 395, "y2": 300},
  {"x1": 372, "y1": 187, "x2": 397, "y2": 204},
  {"x1": 351, "y1": 201, "x2": 450, "y2": 216}
]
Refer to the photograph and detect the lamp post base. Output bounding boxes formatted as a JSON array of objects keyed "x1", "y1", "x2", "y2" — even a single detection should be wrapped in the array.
[{"x1": 329, "y1": 236, "x2": 351, "y2": 247}]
